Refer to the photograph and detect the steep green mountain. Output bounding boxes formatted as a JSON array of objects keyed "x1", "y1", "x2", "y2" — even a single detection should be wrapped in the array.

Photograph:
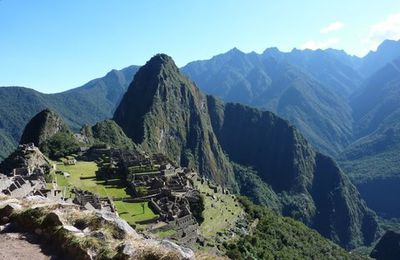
[
  {"x1": 226, "y1": 197, "x2": 354, "y2": 259},
  {"x1": 340, "y1": 57, "x2": 400, "y2": 217},
  {"x1": 207, "y1": 96, "x2": 379, "y2": 249},
  {"x1": 20, "y1": 108, "x2": 71, "y2": 147},
  {"x1": 114, "y1": 54, "x2": 236, "y2": 188},
  {"x1": 182, "y1": 48, "x2": 354, "y2": 156},
  {"x1": 80, "y1": 119, "x2": 137, "y2": 150},
  {"x1": 0, "y1": 65, "x2": 139, "y2": 160},
  {"x1": 20, "y1": 109, "x2": 79, "y2": 159}
]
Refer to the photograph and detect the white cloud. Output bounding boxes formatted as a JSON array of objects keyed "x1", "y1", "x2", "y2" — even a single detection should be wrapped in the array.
[
  {"x1": 320, "y1": 22, "x2": 344, "y2": 34},
  {"x1": 363, "y1": 13, "x2": 400, "y2": 51},
  {"x1": 302, "y1": 38, "x2": 340, "y2": 50}
]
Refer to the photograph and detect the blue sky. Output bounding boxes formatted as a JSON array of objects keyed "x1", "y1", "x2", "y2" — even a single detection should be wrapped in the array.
[{"x1": 1, "y1": 0, "x2": 400, "y2": 93}]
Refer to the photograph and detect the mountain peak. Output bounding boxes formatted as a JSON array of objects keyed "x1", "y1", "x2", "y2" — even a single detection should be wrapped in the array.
[
  {"x1": 226, "y1": 47, "x2": 244, "y2": 55},
  {"x1": 377, "y1": 39, "x2": 400, "y2": 50},
  {"x1": 145, "y1": 53, "x2": 177, "y2": 70},
  {"x1": 114, "y1": 55, "x2": 236, "y2": 187},
  {"x1": 20, "y1": 108, "x2": 69, "y2": 147}
]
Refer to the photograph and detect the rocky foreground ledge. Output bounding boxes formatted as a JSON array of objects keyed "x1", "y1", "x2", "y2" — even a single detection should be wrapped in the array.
[{"x1": 0, "y1": 195, "x2": 195, "y2": 260}]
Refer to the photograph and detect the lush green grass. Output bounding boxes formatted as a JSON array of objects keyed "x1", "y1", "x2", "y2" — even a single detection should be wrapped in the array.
[
  {"x1": 156, "y1": 229, "x2": 177, "y2": 239},
  {"x1": 114, "y1": 201, "x2": 158, "y2": 226},
  {"x1": 55, "y1": 161, "x2": 129, "y2": 198},
  {"x1": 192, "y1": 177, "x2": 243, "y2": 238},
  {"x1": 49, "y1": 161, "x2": 158, "y2": 226}
]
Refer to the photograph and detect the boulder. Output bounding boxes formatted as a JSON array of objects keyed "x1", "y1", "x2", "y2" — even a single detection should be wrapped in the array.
[
  {"x1": 42, "y1": 212, "x2": 63, "y2": 227},
  {"x1": 160, "y1": 240, "x2": 195, "y2": 260}
]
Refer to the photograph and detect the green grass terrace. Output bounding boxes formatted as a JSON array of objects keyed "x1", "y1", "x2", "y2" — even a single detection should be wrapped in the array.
[{"x1": 47, "y1": 160, "x2": 158, "y2": 227}]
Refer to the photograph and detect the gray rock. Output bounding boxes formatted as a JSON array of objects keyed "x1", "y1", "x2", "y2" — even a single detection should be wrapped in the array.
[
  {"x1": 160, "y1": 240, "x2": 195, "y2": 260},
  {"x1": 42, "y1": 212, "x2": 63, "y2": 227},
  {"x1": 96, "y1": 211, "x2": 137, "y2": 237},
  {"x1": 63, "y1": 225, "x2": 85, "y2": 237},
  {"x1": 90, "y1": 230, "x2": 107, "y2": 241},
  {"x1": 119, "y1": 242, "x2": 137, "y2": 257}
]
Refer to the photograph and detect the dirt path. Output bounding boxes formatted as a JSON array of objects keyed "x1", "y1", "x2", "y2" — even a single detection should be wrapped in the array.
[{"x1": 0, "y1": 232, "x2": 55, "y2": 260}]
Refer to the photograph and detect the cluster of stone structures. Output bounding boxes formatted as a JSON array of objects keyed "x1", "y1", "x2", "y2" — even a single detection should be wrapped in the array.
[
  {"x1": 0, "y1": 143, "x2": 203, "y2": 246},
  {"x1": 90, "y1": 148, "x2": 201, "y2": 246},
  {"x1": 72, "y1": 188, "x2": 116, "y2": 213},
  {"x1": 0, "y1": 144, "x2": 117, "y2": 215},
  {"x1": 0, "y1": 144, "x2": 62, "y2": 200}
]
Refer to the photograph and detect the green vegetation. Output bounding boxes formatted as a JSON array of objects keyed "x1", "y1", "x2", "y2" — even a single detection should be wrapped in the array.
[
  {"x1": 0, "y1": 66, "x2": 139, "y2": 161},
  {"x1": 114, "y1": 201, "x2": 157, "y2": 226},
  {"x1": 192, "y1": 177, "x2": 243, "y2": 239},
  {"x1": 207, "y1": 95, "x2": 379, "y2": 249},
  {"x1": 55, "y1": 161, "x2": 129, "y2": 198},
  {"x1": 113, "y1": 54, "x2": 237, "y2": 191},
  {"x1": 50, "y1": 161, "x2": 158, "y2": 226},
  {"x1": 225, "y1": 197, "x2": 354, "y2": 259},
  {"x1": 41, "y1": 131, "x2": 80, "y2": 159},
  {"x1": 233, "y1": 163, "x2": 281, "y2": 212},
  {"x1": 81, "y1": 119, "x2": 137, "y2": 150},
  {"x1": 128, "y1": 164, "x2": 160, "y2": 174},
  {"x1": 183, "y1": 48, "x2": 357, "y2": 157},
  {"x1": 156, "y1": 229, "x2": 177, "y2": 239},
  {"x1": 18, "y1": 108, "x2": 80, "y2": 160}
]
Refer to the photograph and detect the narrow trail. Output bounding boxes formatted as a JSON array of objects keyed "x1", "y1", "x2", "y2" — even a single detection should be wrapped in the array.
[{"x1": 0, "y1": 232, "x2": 57, "y2": 260}]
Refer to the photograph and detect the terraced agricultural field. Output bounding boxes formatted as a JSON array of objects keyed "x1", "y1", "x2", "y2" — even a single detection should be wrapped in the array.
[{"x1": 192, "y1": 177, "x2": 244, "y2": 239}]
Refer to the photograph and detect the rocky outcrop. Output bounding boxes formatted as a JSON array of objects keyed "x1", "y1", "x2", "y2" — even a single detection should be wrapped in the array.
[
  {"x1": 0, "y1": 196, "x2": 194, "y2": 259},
  {"x1": 19, "y1": 109, "x2": 80, "y2": 159},
  {"x1": 20, "y1": 109, "x2": 69, "y2": 147},
  {"x1": 0, "y1": 143, "x2": 50, "y2": 175}
]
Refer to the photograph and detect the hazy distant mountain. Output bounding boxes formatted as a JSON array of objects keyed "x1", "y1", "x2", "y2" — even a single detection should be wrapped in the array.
[
  {"x1": 0, "y1": 65, "x2": 139, "y2": 160},
  {"x1": 262, "y1": 48, "x2": 363, "y2": 96},
  {"x1": 359, "y1": 39, "x2": 400, "y2": 78},
  {"x1": 340, "y1": 57, "x2": 400, "y2": 216},
  {"x1": 182, "y1": 48, "x2": 355, "y2": 156}
]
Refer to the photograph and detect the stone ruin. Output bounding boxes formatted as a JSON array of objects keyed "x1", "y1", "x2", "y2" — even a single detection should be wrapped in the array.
[
  {"x1": 0, "y1": 143, "x2": 51, "y2": 177},
  {"x1": 72, "y1": 188, "x2": 116, "y2": 213},
  {"x1": 148, "y1": 190, "x2": 199, "y2": 246}
]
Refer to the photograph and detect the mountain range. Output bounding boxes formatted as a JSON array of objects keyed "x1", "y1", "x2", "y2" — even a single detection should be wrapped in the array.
[
  {"x1": 13, "y1": 54, "x2": 379, "y2": 249},
  {"x1": 0, "y1": 65, "x2": 138, "y2": 160},
  {"x1": 1, "y1": 40, "x2": 400, "y2": 219}
]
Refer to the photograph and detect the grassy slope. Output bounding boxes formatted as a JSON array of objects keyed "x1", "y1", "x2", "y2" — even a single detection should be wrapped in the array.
[
  {"x1": 191, "y1": 177, "x2": 244, "y2": 239},
  {"x1": 51, "y1": 161, "x2": 157, "y2": 226}
]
